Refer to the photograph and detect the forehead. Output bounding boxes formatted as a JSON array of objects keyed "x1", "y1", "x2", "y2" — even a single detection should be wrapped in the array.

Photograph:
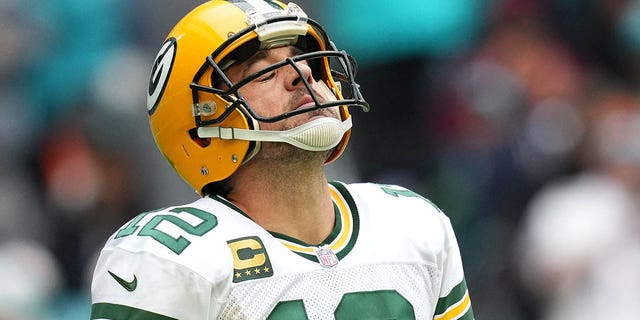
[{"x1": 241, "y1": 46, "x2": 300, "y2": 67}]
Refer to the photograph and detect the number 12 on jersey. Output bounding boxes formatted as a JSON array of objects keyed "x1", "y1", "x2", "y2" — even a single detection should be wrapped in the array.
[{"x1": 115, "y1": 207, "x2": 218, "y2": 254}]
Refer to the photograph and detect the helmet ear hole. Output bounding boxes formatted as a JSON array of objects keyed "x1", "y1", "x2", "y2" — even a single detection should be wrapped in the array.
[{"x1": 189, "y1": 128, "x2": 211, "y2": 147}]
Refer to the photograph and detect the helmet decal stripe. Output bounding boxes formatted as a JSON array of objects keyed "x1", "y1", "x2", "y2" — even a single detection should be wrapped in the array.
[
  {"x1": 228, "y1": 0, "x2": 282, "y2": 13},
  {"x1": 147, "y1": 37, "x2": 177, "y2": 115}
]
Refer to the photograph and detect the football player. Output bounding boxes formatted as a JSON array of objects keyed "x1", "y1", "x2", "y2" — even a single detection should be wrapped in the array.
[{"x1": 90, "y1": 1, "x2": 475, "y2": 319}]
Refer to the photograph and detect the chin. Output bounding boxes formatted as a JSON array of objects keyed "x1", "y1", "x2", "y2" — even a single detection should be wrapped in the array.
[
  {"x1": 256, "y1": 142, "x2": 332, "y2": 164},
  {"x1": 290, "y1": 109, "x2": 340, "y2": 127}
]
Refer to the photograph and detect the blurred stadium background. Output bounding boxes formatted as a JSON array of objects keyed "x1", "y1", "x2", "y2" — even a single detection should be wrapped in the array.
[{"x1": 1, "y1": 0, "x2": 639, "y2": 319}]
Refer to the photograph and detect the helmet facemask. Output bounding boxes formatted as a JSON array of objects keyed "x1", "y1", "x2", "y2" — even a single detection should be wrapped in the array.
[
  {"x1": 192, "y1": 43, "x2": 367, "y2": 124},
  {"x1": 189, "y1": 14, "x2": 368, "y2": 163}
]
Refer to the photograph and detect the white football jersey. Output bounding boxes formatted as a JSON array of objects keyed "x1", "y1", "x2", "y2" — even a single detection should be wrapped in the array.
[{"x1": 91, "y1": 182, "x2": 474, "y2": 320}]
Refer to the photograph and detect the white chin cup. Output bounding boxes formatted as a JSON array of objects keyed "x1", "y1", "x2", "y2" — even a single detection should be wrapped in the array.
[{"x1": 197, "y1": 117, "x2": 352, "y2": 151}]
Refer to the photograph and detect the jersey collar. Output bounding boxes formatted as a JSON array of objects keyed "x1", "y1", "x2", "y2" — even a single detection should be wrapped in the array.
[
  {"x1": 270, "y1": 181, "x2": 360, "y2": 263},
  {"x1": 210, "y1": 181, "x2": 360, "y2": 264}
]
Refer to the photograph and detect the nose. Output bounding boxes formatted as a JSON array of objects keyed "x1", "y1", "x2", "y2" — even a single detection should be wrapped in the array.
[{"x1": 283, "y1": 60, "x2": 314, "y2": 91}]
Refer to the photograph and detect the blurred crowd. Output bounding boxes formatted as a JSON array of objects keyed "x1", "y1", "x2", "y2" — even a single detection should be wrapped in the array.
[{"x1": 1, "y1": 0, "x2": 639, "y2": 319}]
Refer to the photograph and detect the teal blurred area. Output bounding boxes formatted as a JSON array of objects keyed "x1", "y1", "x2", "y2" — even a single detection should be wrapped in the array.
[{"x1": 321, "y1": 0, "x2": 485, "y2": 63}]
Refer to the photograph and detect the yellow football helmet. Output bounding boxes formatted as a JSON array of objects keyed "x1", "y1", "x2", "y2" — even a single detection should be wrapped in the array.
[{"x1": 146, "y1": 0, "x2": 368, "y2": 195}]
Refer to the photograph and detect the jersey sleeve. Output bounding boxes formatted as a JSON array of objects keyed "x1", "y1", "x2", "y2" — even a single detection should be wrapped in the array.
[
  {"x1": 90, "y1": 246, "x2": 220, "y2": 320},
  {"x1": 432, "y1": 214, "x2": 475, "y2": 320}
]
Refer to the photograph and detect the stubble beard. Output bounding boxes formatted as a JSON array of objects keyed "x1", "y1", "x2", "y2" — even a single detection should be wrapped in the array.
[
  {"x1": 251, "y1": 88, "x2": 341, "y2": 169},
  {"x1": 254, "y1": 139, "x2": 333, "y2": 166},
  {"x1": 253, "y1": 115, "x2": 338, "y2": 170}
]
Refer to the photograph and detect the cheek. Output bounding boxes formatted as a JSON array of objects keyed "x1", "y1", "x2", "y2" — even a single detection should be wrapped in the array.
[
  {"x1": 328, "y1": 106, "x2": 340, "y2": 115},
  {"x1": 313, "y1": 81, "x2": 338, "y2": 102},
  {"x1": 240, "y1": 86, "x2": 280, "y2": 118}
]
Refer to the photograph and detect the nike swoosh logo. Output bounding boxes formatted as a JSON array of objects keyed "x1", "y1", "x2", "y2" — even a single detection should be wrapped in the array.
[{"x1": 108, "y1": 270, "x2": 138, "y2": 292}]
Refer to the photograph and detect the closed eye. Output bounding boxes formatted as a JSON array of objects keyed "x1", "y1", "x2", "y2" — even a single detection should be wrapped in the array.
[{"x1": 256, "y1": 71, "x2": 276, "y2": 83}]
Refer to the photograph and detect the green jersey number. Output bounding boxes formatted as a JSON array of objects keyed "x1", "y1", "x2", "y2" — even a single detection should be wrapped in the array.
[
  {"x1": 380, "y1": 185, "x2": 425, "y2": 200},
  {"x1": 115, "y1": 207, "x2": 218, "y2": 254},
  {"x1": 380, "y1": 185, "x2": 442, "y2": 212},
  {"x1": 267, "y1": 290, "x2": 415, "y2": 319}
]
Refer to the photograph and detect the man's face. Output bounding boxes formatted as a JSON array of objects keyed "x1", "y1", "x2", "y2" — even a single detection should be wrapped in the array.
[{"x1": 224, "y1": 46, "x2": 340, "y2": 131}]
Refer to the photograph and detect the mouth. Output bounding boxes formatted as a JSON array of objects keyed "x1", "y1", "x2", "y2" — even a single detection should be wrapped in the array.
[
  {"x1": 293, "y1": 95, "x2": 318, "y2": 112},
  {"x1": 286, "y1": 90, "x2": 337, "y2": 121}
]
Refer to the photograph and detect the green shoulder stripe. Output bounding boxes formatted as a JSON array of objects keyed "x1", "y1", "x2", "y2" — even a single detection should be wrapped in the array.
[
  {"x1": 434, "y1": 279, "x2": 475, "y2": 320},
  {"x1": 91, "y1": 303, "x2": 177, "y2": 320}
]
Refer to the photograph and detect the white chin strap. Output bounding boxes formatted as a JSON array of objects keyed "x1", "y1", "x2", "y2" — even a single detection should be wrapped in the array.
[{"x1": 197, "y1": 117, "x2": 352, "y2": 151}]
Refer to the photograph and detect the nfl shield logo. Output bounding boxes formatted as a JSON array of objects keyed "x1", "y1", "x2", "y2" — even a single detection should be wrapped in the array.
[{"x1": 314, "y1": 246, "x2": 339, "y2": 268}]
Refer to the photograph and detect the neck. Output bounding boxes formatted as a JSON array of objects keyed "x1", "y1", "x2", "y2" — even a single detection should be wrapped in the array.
[{"x1": 225, "y1": 146, "x2": 335, "y2": 245}]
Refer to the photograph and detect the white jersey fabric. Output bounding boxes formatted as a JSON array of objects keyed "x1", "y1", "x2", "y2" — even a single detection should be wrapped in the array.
[{"x1": 91, "y1": 182, "x2": 474, "y2": 320}]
